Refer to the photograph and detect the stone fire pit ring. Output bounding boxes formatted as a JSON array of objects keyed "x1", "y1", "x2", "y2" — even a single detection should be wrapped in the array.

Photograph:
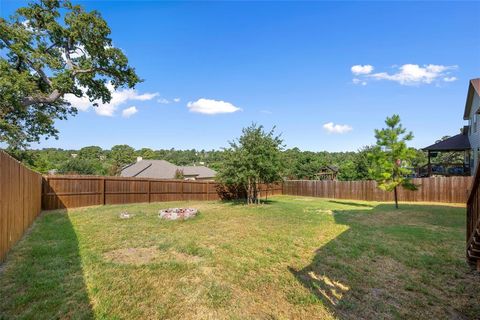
[{"x1": 159, "y1": 208, "x2": 198, "y2": 220}]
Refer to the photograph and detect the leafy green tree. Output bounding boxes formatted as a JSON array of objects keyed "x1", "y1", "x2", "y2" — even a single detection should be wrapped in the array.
[
  {"x1": 369, "y1": 115, "x2": 418, "y2": 209},
  {"x1": 0, "y1": 0, "x2": 140, "y2": 149},
  {"x1": 58, "y1": 157, "x2": 101, "y2": 175},
  {"x1": 78, "y1": 146, "x2": 103, "y2": 160},
  {"x1": 217, "y1": 124, "x2": 283, "y2": 204},
  {"x1": 137, "y1": 148, "x2": 156, "y2": 160},
  {"x1": 338, "y1": 146, "x2": 375, "y2": 180},
  {"x1": 109, "y1": 144, "x2": 135, "y2": 175},
  {"x1": 337, "y1": 160, "x2": 357, "y2": 180},
  {"x1": 292, "y1": 152, "x2": 323, "y2": 179}
]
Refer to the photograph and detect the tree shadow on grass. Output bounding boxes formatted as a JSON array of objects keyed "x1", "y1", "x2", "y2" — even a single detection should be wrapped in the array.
[
  {"x1": 288, "y1": 203, "x2": 480, "y2": 319},
  {"x1": 326, "y1": 200, "x2": 376, "y2": 208},
  {"x1": 0, "y1": 210, "x2": 94, "y2": 319},
  {"x1": 220, "y1": 198, "x2": 280, "y2": 207}
]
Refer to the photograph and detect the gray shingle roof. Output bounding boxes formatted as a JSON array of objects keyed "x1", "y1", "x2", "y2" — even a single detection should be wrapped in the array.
[
  {"x1": 120, "y1": 160, "x2": 216, "y2": 179},
  {"x1": 422, "y1": 133, "x2": 471, "y2": 152}
]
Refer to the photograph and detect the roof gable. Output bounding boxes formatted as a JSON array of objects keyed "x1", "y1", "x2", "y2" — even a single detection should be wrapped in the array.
[{"x1": 463, "y1": 78, "x2": 480, "y2": 120}]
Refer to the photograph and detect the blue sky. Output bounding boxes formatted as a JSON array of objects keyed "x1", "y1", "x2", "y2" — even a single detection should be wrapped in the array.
[{"x1": 2, "y1": 1, "x2": 480, "y2": 151}]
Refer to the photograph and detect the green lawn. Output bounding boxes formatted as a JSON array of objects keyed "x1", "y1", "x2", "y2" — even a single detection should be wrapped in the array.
[{"x1": 1, "y1": 196, "x2": 479, "y2": 319}]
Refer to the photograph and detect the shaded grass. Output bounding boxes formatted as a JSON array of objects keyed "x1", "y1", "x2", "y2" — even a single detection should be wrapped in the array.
[{"x1": 0, "y1": 195, "x2": 479, "y2": 319}]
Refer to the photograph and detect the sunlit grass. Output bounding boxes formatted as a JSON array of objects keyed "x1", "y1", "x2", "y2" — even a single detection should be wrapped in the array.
[{"x1": 0, "y1": 196, "x2": 478, "y2": 319}]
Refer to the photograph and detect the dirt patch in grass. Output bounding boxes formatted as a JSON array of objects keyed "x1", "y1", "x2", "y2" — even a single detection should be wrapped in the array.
[
  {"x1": 104, "y1": 247, "x2": 201, "y2": 265},
  {"x1": 104, "y1": 247, "x2": 159, "y2": 265}
]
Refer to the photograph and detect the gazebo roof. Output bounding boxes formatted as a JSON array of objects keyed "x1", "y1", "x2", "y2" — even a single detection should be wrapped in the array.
[
  {"x1": 423, "y1": 133, "x2": 471, "y2": 152},
  {"x1": 319, "y1": 165, "x2": 339, "y2": 172}
]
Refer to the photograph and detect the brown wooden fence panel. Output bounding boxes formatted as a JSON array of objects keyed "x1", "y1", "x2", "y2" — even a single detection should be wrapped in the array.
[
  {"x1": 283, "y1": 176, "x2": 472, "y2": 204},
  {"x1": 0, "y1": 151, "x2": 42, "y2": 263},
  {"x1": 42, "y1": 176, "x2": 283, "y2": 210}
]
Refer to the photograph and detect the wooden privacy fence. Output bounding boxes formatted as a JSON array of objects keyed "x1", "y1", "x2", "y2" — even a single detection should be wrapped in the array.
[
  {"x1": 283, "y1": 176, "x2": 472, "y2": 204},
  {"x1": 42, "y1": 176, "x2": 283, "y2": 210},
  {"x1": 0, "y1": 151, "x2": 42, "y2": 262}
]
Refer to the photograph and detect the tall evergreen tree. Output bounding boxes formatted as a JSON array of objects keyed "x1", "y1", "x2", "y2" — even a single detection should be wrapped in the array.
[{"x1": 369, "y1": 114, "x2": 418, "y2": 208}]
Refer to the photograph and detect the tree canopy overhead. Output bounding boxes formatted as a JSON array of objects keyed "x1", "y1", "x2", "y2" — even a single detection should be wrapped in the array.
[{"x1": 0, "y1": 0, "x2": 140, "y2": 148}]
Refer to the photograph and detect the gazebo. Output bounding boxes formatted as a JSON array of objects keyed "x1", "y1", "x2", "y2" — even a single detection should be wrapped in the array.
[
  {"x1": 316, "y1": 165, "x2": 339, "y2": 180},
  {"x1": 421, "y1": 128, "x2": 471, "y2": 177}
]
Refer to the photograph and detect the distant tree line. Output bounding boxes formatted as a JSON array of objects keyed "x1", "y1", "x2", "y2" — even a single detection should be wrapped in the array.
[{"x1": 7, "y1": 142, "x2": 427, "y2": 180}]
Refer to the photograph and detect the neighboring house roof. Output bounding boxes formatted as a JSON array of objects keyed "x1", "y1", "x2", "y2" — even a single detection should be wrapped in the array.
[
  {"x1": 423, "y1": 133, "x2": 471, "y2": 152},
  {"x1": 463, "y1": 78, "x2": 480, "y2": 120},
  {"x1": 181, "y1": 166, "x2": 217, "y2": 178},
  {"x1": 120, "y1": 160, "x2": 216, "y2": 179},
  {"x1": 319, "y1": 165, "x2": 339, "y2": 172}
]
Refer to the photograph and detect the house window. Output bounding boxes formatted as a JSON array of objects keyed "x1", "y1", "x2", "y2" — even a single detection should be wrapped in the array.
[{"x1": 474, "y1": 114, "x2": 478, "y2": 133}]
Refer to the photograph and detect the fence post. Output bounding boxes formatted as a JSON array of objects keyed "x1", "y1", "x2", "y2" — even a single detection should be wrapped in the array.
[
  {"x1": 148, "y1": 180, "x2": 151, "y2": 203},
  {"x1": 181, "y1": 180, "x2": 184, "y2": 201},
  {"x1": 206, "y1": 181, "x2": 209, "y2": 200},
  {"x1": 101, "y1": 177, "x2": 106, "y2": 205}
]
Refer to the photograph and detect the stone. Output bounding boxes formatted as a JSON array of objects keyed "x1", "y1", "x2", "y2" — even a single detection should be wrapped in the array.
[{"x1": 159, "y1": 208, "x2": 198, "y2": 220}]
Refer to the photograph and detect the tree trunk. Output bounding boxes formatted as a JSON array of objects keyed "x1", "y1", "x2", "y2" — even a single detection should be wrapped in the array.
[
  {"x1": 394, "y1": 186, "x2": 399, "y2": 209},
  {"x1": 253, "y1": 180, "x2": 258, "y2": 204}
]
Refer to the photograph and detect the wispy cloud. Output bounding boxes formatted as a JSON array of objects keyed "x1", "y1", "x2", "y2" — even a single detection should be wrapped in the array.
[
  {"x1": 443, "y1": 76, "x2": 457, "y2": 82},
  {"x1": 157, "y1": 96, "x2": 181, "y2": 104},
  {"x1": 351, "y1": 64, "x2": 458, "y2": 86},
  {"x1": 187, "y1": 98, "x2": 241, "y2": 115},
  {"x1": 323, "y1": 122, "x2": 353, "y2": 134},
  {"x1": 157, "y1": 97, "x2": 170, "y2": 104},
  {"x1": 122, "y1": 106, "x2": 138, "y2": 118},
  {"x1": 65, "y1": 83, "x2": 158, "y2": 116},
  {"x1": 352, "y1": 78, "x2": 367, "y2": 86}
]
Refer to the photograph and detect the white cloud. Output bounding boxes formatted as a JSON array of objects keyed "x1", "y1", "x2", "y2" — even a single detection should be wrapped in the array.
[
  {"x1": 443, "y1": 76, "x2": 457, "y2": 82},
  {"x1": 157, "y1": 97, "x2": 181, "y2": 104},
  {"x1": 157, "y1": 97, "x2": 170, "y2": 104},
  {"x1": 122, "y1": 106, "x2": 138, "y2": 118},
  {"x1": 187, "y1": 98, "x2": 241, "y2": 115},
  {"x1": 351, "y1": 64, "x2": 374, "y2": 75},
  {"x1": 369, "y1": 64, "x2": 458, "y2": 85},
  {"x1": 352, "y1": 64, "x2": 458, "y2": 86},
  {"x1": 352, "y1": 78, "x2": 367, "y2": 86},
  {"x1": 135, "y1": 92, "x2": 159, "y2": 101},
  {"x1": 64, "y1": 93, "x2": 92, "y2": 112},
  {"x1": 65, "y1": 83, "x2": 158, "y2": 116},
  {"x1": 323, "y1": 122, "x2": 353, "y2": 134}
]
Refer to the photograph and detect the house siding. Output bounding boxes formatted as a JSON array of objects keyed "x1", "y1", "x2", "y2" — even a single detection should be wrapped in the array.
[{"x1": 468, "y1": 92, "x2": 480, "y2": 171}]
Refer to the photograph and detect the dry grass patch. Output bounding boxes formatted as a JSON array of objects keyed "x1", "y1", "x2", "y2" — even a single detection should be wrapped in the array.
[{"x1": 104, "y1": 247, "x2": 202, "y2": 265}]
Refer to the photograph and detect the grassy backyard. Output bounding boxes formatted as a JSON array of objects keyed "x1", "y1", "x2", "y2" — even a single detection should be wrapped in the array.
[{"x1": 1, "y1": 196, "x2": 479, "y2": 319}]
